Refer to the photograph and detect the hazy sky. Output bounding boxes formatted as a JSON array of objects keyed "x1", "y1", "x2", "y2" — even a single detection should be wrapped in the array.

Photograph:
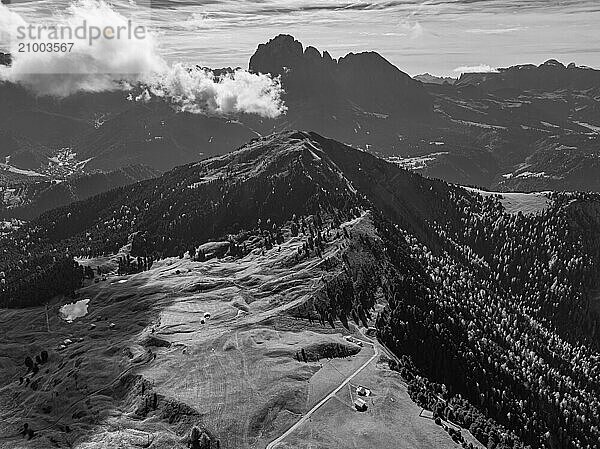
[{"x1": 6, "y1": 0, "x2": 600, "y2": 76}]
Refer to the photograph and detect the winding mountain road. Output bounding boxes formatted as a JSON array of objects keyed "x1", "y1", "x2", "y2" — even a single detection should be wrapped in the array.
[{"x1": 265, "y1": 332, "x2": 379, "y2": 449}]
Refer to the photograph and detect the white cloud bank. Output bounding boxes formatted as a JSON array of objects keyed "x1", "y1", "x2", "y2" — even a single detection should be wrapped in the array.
[
  {"x1": 0, "y1": 0, "x2": 286, "y2": 117},
  {"x1": 135, "y1": 64, "x2": 286, "y2": 117},
  {"x1": 453, "y1": 64, "x2": 499, "y2": 74},
  {"x1": 466, "y1": 27, "x2": 525, "y2": 35}
]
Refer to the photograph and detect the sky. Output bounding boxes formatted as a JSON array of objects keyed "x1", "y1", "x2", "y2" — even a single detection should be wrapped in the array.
[{"x1": 3, "y1": 0, "x2": 600, "y2": 76}]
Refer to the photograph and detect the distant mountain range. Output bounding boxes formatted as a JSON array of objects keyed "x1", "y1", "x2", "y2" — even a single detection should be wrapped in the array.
[
  {"x1": 456, "y1": 59, "x2": 600, "y2": 91},
  {"x1": 2, "y1": 36, "x2": 600, "y2": 220},
  {"x1": 413, "y1": 73, "x2": 456, "y2": 85}
]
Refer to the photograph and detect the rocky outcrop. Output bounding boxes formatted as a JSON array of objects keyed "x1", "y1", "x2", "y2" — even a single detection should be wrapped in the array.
[{"x1": 0, "y1": 52, "x2": 10, "y2": 67}]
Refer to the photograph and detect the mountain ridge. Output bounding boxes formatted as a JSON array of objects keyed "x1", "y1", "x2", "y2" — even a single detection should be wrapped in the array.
[
  {"x1": 1, "y1": 131, "x2": 600, "y2": 448},
  {"x1": 2, "y1": 37, "x2": 600, "y2": 224},
  {"x1": 456, "y1": 59, "x2": 600, "y2": 91}
]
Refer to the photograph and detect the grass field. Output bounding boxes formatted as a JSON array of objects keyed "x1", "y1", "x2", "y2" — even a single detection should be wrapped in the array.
[
  {"x1": 275, "y1": 356, "x2": 484, "y2": 449},
  {"x1": 462, "y1": 186, "x2": 551, "y2": 215},
  {"x1": 1, "y1": 213, "x2": 483, "y2": 448}
]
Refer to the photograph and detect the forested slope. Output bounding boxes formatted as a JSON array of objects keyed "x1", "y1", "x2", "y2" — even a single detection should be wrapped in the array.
[{"x1": 1, "y1": 131, "x2": 600, "y2": 448}]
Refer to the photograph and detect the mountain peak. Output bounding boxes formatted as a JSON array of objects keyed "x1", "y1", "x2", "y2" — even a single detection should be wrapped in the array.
[
  {"x1": 249, "y1": 34, "x2": 305, "y2": 74},
  {"x1": 249, "y1": 35, "x2": 432, "y2": 118},
  {"x1": 304, "y1": 45, "x2": 322, "y2": 60},
  {"x1": 541, "y1": 59, "x2": 565, "y2": 68}
]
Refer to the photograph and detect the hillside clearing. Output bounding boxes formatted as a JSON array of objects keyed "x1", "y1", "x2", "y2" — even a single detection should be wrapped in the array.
[{"x1": 462, "y1": 186, "x2": 551, "y2": 215}]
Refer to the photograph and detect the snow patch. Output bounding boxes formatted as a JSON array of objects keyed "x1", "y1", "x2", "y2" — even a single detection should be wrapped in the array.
[
  {"x1": 60, "y1": 299, "x2": 90, "y2": 322},
  {"x1": 573, "y1": 121, "x2": 600, "y2": 134},
  {"x1": 454, "y1": 120, "x2": 507, "y2": 130},
  {"x1": 540, "y1": 121, "x2": 560, "y2": 129},
  {"x1": 0, "y1": 163, "x2": 45, "y2": 177},
  {"x1": 515, "y1": 171, "x2": 549, "y2": 179},
  {"x1": 305, "y1": 140, "x2": 323, "y2": 161}
]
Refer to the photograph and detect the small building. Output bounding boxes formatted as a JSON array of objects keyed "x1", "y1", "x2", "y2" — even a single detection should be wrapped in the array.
[
  {"x1": 354, "y1": 398, "x2": 368, "y2": 411},
  {"x1": 344, "y1": 336, "x2": 363, "y2": 347},
  {"x1": 356, "y1": 386, "x2": 371, "y2": 397}
]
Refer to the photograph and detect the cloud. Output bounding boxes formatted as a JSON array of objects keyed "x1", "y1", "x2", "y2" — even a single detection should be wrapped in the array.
[
  {"x1": 453, "y1": 64, "x2": 499, "y2": 74},
  {"x1": 135, "y1": 65, "x2": 286, "y2": 118},
  {"x1": 0, "y1": 0, "x2": 286, "y2": 117},
  {"x1": 359, "y1": 31, "x2": 408, "y2": 37},
  {"x1": 466, "y1": 27, "x2": 525, "y2": 34},
  {"x1": 398, "y1": 20, "x2": 424, "y2": 39},
  {"x1": 0, "y1": 1, "x2": 27, "y2": 31},
  {"x1": 408, "y1": 21, "x2": 424, "y2": 39},
  {"x1": 0, "y1": 1, "x2": 25, "y2": 52},
  {"x1": 0, "y1": 0, "x2": 166, "y2": 96}
]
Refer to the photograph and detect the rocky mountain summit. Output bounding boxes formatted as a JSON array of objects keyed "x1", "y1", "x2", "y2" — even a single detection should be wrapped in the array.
[{"x1": 250, "y1": 34, "x2": 433, "y2": 118}]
